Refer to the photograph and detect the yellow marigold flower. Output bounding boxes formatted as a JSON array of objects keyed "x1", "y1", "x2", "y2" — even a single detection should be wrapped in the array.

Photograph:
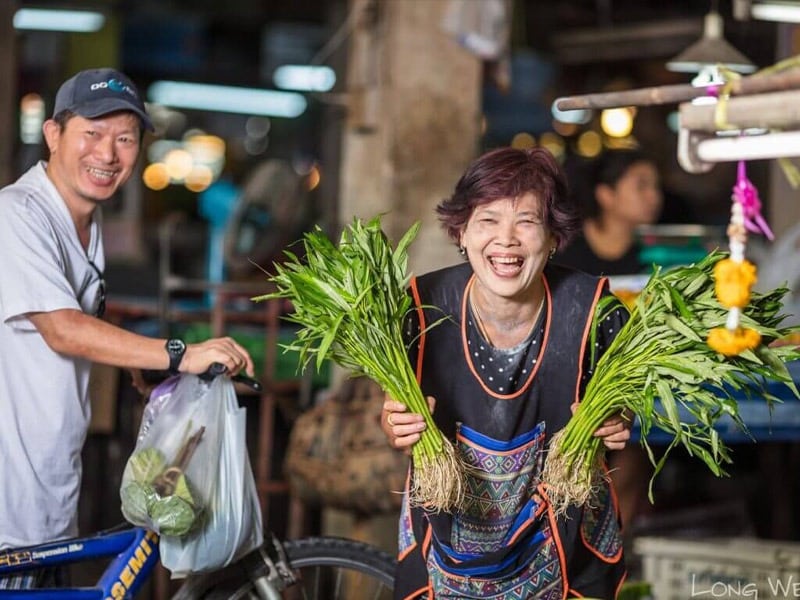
[
  {"x1": 707, "y1": 326, "x2": 761, "y2": 356},
  {"x1": 713, "y1": 259, "x2": 757, "y2": 309}
]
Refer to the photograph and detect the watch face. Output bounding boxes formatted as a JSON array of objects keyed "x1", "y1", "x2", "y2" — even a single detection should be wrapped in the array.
[{"x1": 167, "y1": 339, "x2": 186, "y2": 354}]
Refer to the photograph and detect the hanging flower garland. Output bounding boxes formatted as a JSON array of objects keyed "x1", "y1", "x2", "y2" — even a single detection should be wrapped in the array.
[{"x1": 707, "y1": 161, "x2": 771, "y2": 356}]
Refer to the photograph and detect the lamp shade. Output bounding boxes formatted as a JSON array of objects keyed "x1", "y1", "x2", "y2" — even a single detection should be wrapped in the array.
[{"x1": 666, "y1": 11, "x2": 755, "y2": 74}]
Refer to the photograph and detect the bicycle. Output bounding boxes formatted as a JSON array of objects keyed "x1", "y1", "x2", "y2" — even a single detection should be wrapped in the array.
[
  {"x1": 0, "y1": 367, "x2": 396, "y2": 599},
  {"x1": 0, "y1": 525, "x2": 395, "y2": 599}
]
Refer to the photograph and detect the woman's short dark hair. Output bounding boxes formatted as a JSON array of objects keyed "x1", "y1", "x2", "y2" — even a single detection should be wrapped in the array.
[
  {"x1": 594, "y1": 148, "x2": 652, "y2": 187},
  {"x1": 436, "y1": 146, "x2": 581, "y2": 250}
]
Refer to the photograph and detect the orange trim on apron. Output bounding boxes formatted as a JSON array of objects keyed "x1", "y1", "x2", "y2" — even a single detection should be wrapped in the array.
[
  {"x1": 538, "y1": 484, "x2": 570, "y2": 600},
  {"x1": 461, "y1": 275, "x2": 553, "y2": 399},
  {"x1": 409, "y1": 276, "x2": 426, "y2": 383},
  {"x1": 505, "y1": 496, "x2": 548, "y2": 546},
  {"x1": 572, "y1": 276, "x2": 608, "y2": 405}
]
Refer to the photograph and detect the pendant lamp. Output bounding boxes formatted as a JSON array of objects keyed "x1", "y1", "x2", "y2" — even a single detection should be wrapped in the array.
[{"x1": 666, "y1": 6, "x2": 756, "y2": 85}]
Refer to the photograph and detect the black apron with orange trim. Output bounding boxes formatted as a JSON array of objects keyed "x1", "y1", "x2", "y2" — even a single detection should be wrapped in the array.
[{"x1": 395, "y1": 262, "x2": 625, "y2": 600}]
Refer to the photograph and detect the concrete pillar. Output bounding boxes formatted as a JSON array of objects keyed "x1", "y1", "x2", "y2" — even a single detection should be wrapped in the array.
[
  {"x1": 328, "y1": 0, "x2": 483, "y2": 552},
  {"x1": 339, "y1": 0, "x2": 483, "y2": 275}
]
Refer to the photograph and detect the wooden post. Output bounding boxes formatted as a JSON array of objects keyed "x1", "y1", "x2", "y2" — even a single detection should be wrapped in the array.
[
  {"x1": 0, "y1": 0, "x2": 18, "y2": 186},
  {"x1": 555, "y1": 66, "x2": 800, "y2": 112},
  {"x1": 338, "y1": 0, "x2": 483, "y2": 276},
  {"x1": 679, "y1": 90, "x2": 800, "y2": 132}
]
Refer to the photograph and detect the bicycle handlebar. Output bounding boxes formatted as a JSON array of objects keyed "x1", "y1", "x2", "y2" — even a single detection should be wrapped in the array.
[{"x1": 199, "y1": 362, "x2": 263, "y2": 392}]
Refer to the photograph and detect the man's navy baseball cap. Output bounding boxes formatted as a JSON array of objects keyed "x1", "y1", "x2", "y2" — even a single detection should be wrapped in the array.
[{"x1": 53, "y1": 68, "x2": 154, "y2": 131}]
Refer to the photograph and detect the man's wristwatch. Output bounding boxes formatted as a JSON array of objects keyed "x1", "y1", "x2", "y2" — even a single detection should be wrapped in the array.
[{"x1": 165, "y1": 338, "x2": 187, "y2": 374}]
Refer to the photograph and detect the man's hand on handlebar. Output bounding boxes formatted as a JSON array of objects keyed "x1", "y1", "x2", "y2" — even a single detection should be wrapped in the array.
[{"x1": 180, "y1": 337, "x2": 255, "y2": 379}]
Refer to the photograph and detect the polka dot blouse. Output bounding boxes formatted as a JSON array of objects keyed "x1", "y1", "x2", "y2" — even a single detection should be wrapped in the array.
[{"x1": 405, "y1": 297, "x2": 629, "y2": 396}]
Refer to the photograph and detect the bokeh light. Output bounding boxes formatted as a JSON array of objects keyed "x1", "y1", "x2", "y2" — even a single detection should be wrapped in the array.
[
  {"x1": 184, "y1": 165, "x2": 214, "y2": 192},
  {"x1": 163, "y1": 148, "x2": 194, "y2": 181},
  {"x1": 576, "y1": 130, "x2": 603, "y2": 157},
  {"x1": 143, "y1": 163, "x2": 170, "y2": 190},
  {"x1": 511, "y1": 132, "x2": 536, "y2": 149},
  {"x1": 20, "y1": 93, "x2": 45, "y2": 144},
  {"x1": 539, "y1": 132, "x2": 565, "y2": 160},
  {"x1": 600, "y1": 107, "x2": 634, "y2": 138},
  {"x1": 306, "y1": 164, "x2": 321, "y2": 191}
]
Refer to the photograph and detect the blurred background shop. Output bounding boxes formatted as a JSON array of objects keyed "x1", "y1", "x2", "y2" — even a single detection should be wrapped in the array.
[{"x1": 2, "y1": 0, "x2": 800, "y2": 596}]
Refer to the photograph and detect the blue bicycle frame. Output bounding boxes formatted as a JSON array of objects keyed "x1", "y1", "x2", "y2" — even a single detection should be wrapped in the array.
[{"x1": 0, "y1": 526, "x2": 159, "y2": 599}]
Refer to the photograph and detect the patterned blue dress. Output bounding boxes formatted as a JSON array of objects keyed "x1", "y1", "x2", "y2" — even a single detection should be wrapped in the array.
[{"x1": 395, "y1": 262, "x2": 628, "y2": 599}]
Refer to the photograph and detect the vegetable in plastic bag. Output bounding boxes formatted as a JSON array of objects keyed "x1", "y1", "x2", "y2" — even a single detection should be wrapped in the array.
[{"x1": 120, "y1": 376, "x2": 219, "y2": 538}]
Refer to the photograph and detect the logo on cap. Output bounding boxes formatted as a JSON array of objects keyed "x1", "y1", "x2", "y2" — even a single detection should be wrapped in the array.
[{"x1": 90, "y1": 78, "x2": 137, "y2": 99}]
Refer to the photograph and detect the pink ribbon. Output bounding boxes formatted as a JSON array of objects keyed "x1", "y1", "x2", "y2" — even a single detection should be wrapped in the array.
[{"x1": 733, "y1": 160, "x2": 774, "y2": 240}]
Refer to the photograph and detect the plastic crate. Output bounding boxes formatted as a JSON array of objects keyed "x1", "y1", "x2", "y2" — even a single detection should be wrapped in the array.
[{"x1": 634, "y1": 536, "x2": 800, "y2": 600}]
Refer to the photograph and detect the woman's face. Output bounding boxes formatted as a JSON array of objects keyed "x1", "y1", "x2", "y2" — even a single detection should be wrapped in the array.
[
  {"x1": 459, "y1": 192, "x2": 554, "y2": 303},
  {"x1": 601, "y1": 160, "x2": 662, "y2": 226}
]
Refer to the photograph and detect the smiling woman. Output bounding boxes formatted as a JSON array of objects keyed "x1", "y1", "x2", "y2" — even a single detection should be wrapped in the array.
[
  {"x1": 376, "y1": 146, "x2": 635, "y2": 599},
  {"x1": 460, "y1": 192, "x2": 553, "y2": 349}
]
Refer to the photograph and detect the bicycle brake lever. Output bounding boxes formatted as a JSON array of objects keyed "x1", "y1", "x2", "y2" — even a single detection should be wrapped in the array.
[
  {"x1": 199, "y1": 362, "x2": 263, "y2": 392},
  {"x1": 234, "y1": 373, "x2": 263, "y2": 392}
]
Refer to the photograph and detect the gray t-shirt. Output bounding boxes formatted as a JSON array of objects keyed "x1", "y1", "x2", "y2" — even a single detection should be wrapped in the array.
[{"x1": 0, "y1": 161, "x2": 104, "y2": 549}]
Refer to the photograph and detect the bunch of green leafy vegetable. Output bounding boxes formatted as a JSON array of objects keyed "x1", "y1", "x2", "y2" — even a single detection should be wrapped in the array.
[
  {"x1": 120, "y1": 447, "x2": 201, "y2": 536},
  {"x1": 254, "y1": 216, "x2": 464, "y2": 512},
  {"x1": 543, "y1": 251, "x2": 800, "y2": 515}
]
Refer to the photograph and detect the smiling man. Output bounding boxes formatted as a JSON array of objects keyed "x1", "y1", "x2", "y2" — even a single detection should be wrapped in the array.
[{"x1": 0, "y1": 68, "x2": 254, "y2": 589}]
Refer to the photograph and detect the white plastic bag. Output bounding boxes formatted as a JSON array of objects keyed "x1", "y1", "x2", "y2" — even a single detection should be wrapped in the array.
[
  {"x1": 159, "y1": 376, "x2": 264, "y2": 576},
  {"x1": 120, "y1": 375, "x2": 221, "y2": 538}
]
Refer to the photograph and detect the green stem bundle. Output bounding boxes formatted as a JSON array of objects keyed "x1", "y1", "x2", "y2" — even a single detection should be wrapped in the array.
[
  {"x1": 542, "y1": 251, "x2": 800, "y2": 516},
  {"x1": 254, "y1": 216, "x2": 464, "y2": 512}
]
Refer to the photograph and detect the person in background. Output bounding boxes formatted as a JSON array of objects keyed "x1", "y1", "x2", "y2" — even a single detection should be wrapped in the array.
[
  {"x1": 0, "y1": 68, "x2": 254, "y2": 588},
  {"x1": 555, "y1": 148, "x2": 663, "y2": 276},
  {"x1": 555, "y1": 148, "x2": 664, "y2": 533},
  {"x1": 380, "y1": 146, "x2": 632, "y2": 598}
]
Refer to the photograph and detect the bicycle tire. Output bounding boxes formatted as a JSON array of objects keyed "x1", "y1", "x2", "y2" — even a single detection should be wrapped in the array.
[
  {"x1": 178, "y1": 535, "x2": 396, "y2": 600},
  {"x1": 284, "y1": 536, "x2": 396, "y2": 588}
]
